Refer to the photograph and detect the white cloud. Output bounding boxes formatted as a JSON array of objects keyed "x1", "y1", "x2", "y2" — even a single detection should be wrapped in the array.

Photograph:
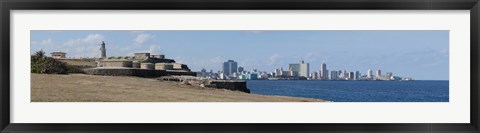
[
  {"x1": 83, "y1": 34, "x2": 104, "y2": 42},
  {"x1": 64, "y1": 34, "x2": 105, "y2": 46},
  {"x1": 173, "y1": 56, "x2": 188, "y2": 64},
  {"x1": 60, "y1": 34, "x2": 105, "y2": 58},
  {"x1": 32, "y1": 38, "x2": 53, "y2": 46},
  {"x1": 148, "y1": 45, "x2": 161, "y2": 54},
  {"x1": 268, "y1": 54, "x2": 281, "y2": 66},
  {"x1": 209, "y1": 56, "x2": 224, "y2": 64},
  {"x1": 31, "y1": 38, "x2": 55, "y2": 54},
  {"x1": 134, "y1": 34, "x2": 156, "y2": 46}
]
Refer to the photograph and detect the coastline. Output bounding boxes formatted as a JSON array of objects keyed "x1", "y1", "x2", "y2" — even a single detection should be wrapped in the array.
[{"x1": 31, "y1": 73, "x2": 327, "y2": 102}]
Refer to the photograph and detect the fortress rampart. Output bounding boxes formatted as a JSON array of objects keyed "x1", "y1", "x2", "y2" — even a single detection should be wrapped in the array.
[{"x1": 83, "y1": 68, "x2": 196, "y2": 78}]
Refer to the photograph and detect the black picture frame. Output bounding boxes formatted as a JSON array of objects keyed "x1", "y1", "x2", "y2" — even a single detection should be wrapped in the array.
[{"x1": 1, "y1": 0, "x2": 479, "y2": 133}]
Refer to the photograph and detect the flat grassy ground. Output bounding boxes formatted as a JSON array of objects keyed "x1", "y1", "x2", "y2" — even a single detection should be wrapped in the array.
[
  {"x1": 31, "y1": 73, "x2": 326, "y2": 102},
  {"x1": 59, "y1": 59, "x2": 97, "y2": 66}
]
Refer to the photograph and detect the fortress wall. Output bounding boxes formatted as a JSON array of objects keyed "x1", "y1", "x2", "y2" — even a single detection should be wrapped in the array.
[
  {"x1": 165, "y1": 71, "x2": 197, "y2": 76},
  {"x1": 83, "y1": 68, "x2": 167, "y2": 78},
  {"x1": 155, "y1": 63, "x2": 173, "y2": 70},
  {"x1": 132, "y1": 62, "x2": 140, "y2": 68},
  {"x1": 104, "y1": 61, "x2": 133, "y2": 68},
  {"x1": 210, "y1": 80, "x2": 250, "y2": 93},
  {"x1": 140, "y1": 63, "x2": 154, "y2": 70}
]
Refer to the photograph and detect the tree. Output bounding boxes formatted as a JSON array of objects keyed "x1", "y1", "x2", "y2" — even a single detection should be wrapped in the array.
[{"x1": 31, "y1": 50, "x2": 67, "y2": 74}]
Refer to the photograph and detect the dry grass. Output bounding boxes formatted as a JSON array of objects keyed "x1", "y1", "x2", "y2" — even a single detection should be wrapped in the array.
[
  {"x1": 59, "y1": 60, "x2": 97, "y2": 66},
  {"x1": 31, "y1": 73, "x2": 326, "y2": 102}
]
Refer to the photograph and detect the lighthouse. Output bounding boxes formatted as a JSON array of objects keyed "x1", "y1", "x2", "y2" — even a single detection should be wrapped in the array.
[{"x1": 99, "y1": 41, "x2": 106, "y2": 59}]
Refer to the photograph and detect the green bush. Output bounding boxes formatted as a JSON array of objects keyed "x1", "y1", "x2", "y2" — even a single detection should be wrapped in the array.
[{"x1": 31, "y1": 50, "x2": 68, "y2": 74}]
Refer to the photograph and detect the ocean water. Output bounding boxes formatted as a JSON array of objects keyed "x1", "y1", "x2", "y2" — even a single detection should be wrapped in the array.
[{"x1": 247, "y1": 80, "x2": 449, "y2": 102}]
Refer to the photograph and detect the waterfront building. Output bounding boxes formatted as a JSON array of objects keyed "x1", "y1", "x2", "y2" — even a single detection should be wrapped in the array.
[
  {"x1": 376, "y1": 69, "x2": 382, "y2": 77},
  {"x1": 355, "y1": 71, "x2": 360, "y2": 80},
  {"x1": 386, "y1": 72, "x2": 393, "y2": 77},
  {"x1": 331, "y1": 70, "x2": 338, "y2": 80},
  {"x1": 275, "y1": 68, "x2": 282, "y2": 77},
  {"x1": 367, "y1": 69, "x2": 373, "y2": 79},
  {"x1": 196, "y1": 68, "x2": 207, "y2": 77},
  {"x1": 238, "y1": 66, "x2": 244, "y2": 73},
  {"x1": 238, "y1": 74, "x2": 247, "y2": 80},
  {"x1": 311, "y1": 72, "x2": 319, "y2": 80},
  {"x1": 239, "y1": 71, "x2": 258, "y2": 80},
  {"x1": 348, "y1": 72, "x2": 354, "y2": 80},
  {"x1": 249, "y1": 72, "x2": 258, "y2": 80},
  {"x1": 219, "y1": 72, "x2": 226, "y2": 80},
  {"x1": 288, "y1": 68, "x2": 295, "y2": 76},
  {"x1": 338, "y1": 70, "x2": 344, "y2": 79},
  {"x1": 324, "y1": 70, "x2": 329, "y2": 80},
  {"x1": 259, "y1": 71, "x2": 269, "y2": 79},
  {"x1": 320, "y1": 63, "x2": 328, "y2": 80},
  {"x1": 288, "y1": 64, "x2": 299, "y2": 76},
  {"x1": 223, "y1": 60, "x2": 238, "y2": 75},
  {"x1": 289, "y1": 60, "x2": 309, "y2": 78}
]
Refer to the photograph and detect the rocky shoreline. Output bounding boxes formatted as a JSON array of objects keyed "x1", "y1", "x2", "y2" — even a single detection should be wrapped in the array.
[{"x1": 157, "y1": 76, "x2": 250, "y2": 93}]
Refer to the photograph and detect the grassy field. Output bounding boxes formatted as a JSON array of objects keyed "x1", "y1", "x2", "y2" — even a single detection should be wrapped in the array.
[
  {"x1": 59, "y1": 59, "x2": 97, "y2": 66},
  {"x1": 31, "y1": 73, "x2": 326, "y2": 102}
]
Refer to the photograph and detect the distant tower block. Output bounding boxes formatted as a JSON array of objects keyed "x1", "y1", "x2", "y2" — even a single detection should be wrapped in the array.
[{"x1": 99, "y1": 41, "x2": 107, "y2": 59}]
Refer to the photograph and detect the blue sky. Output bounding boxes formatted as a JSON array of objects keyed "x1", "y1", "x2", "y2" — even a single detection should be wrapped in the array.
[{"x1": 31, "y1": 30, "x2": 449, "y2": 80}]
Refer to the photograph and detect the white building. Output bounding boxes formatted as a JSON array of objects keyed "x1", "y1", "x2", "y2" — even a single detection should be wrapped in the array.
[
  {"x1": 289, "y1": 60, "x2": 309, "y2": 78},
  {"x1": 367, "y1": 69, "x2": 373, "y2": 79},
  {"x1": 376, "y1": 69, "x2": 382, "y2": 77}
]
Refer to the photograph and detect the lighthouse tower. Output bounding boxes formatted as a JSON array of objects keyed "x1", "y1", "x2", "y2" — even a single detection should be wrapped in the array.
[{"x1": 99, "y1": 41, "x2": 106, "y2": 59}]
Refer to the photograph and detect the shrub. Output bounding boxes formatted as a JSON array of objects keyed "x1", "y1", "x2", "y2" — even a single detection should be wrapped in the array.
[{"x1": 31, "y1": 50, "x2": 68, "y2": 74}]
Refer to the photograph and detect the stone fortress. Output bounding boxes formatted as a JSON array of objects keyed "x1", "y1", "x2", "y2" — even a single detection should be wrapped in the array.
[{"x1": 84, "y1": 41, "x2": 196, "y2": 77}]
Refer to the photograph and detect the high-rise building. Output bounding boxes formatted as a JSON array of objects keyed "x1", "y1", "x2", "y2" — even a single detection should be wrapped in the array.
[
  {"x1": 330, "y1": 70, "x2": 338, "y2": 80},
  {"x1": 288, "y1": 68, "x2": 295, "y2": 76},
  {"x1": 338, "y1": 70, "x2": 344, "y2": 79},
  {"x1": 289, "y1": 60, "x2": 309, "y2": 77},
  {"x1": 320, "y1": 63, "x2": 328, "y2": 80},
  {"x1": 275, "y1": 68, "x2": 282, "y2": 77},
  {"x1": 238, "y1": 66, "x2": 244, "y2": 73},
  {"x1": 222, "y1": 60, "x2": 238, "y2": 75},
  {"x1": 376, "y1": 69, "x2": 382, "y2": 77},
  {"x1": 367, "y1": 69, "x2": 373, "y2": 79},
  {"x1": 355, "y1": 71, "x2": 360, "y2": 80},
  {"x1": 311, "y1": 72, "x2": 318, "y2": 79},
  {"x1": 348, "y1": 72, "x2": 354, "y2": 80},
  {"x1": 289, "y1": 64, "x2": 299, "y2": 76}
]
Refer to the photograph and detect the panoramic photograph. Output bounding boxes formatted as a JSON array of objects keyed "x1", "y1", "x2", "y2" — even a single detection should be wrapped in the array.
[{"x1": 30, "y1": 30, "x2": 449, "y2": 102}]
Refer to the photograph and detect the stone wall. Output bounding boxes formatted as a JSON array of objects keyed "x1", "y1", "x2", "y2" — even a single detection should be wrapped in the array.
[
  {"x1": 83, "y1": 68, "x2": 196, "y2": 78},
  {"x1": 83, "y1": 68, "x2": 167, "y2": 78},
  {"x1": 210, "y1": 80, "x2": 250, "y2": 93},
  {"x1": 102, "y1": 61, "x2": 133, "y2": 68}
]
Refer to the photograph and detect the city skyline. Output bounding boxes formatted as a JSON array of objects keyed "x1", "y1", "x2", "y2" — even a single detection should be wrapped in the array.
[
  {"x1": 31, "y1": 30, "x2": 449, "y2": 80},
  {"x1": 212, "y1": 59, "x2": 413, "y2": 81}
]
